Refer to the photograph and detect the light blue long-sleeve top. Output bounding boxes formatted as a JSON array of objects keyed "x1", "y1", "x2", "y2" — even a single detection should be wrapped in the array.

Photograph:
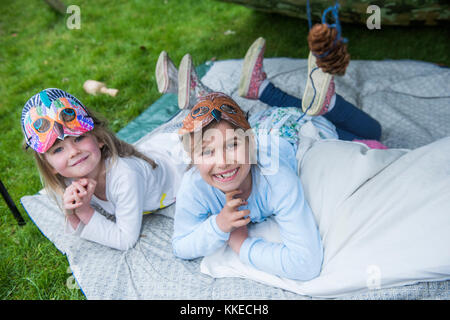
[{"x1": 172, "y1": 134, "x2": 323, "y2": 281}]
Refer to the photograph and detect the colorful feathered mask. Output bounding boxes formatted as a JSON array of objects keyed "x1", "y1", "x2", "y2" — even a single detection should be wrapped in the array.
[
  {"x1": 178, "y1": 92, "x2": 250, "y2": 135},
  {"x1": 21, "y1": 88, "x2": 94, "y2": 153}
]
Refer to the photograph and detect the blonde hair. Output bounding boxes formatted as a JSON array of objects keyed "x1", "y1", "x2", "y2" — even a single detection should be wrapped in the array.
[{"x1": 24, "y1": 108, "x2": 157, "y2": 200}]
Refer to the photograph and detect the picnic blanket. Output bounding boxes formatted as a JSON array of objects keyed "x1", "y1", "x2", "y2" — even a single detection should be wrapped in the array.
[{"x1": 21, "y1": 57, "x2": 450, "y2": 299}]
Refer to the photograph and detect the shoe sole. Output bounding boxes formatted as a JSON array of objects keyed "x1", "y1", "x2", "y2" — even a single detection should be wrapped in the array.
[
  {"x1": 302, "y1": 51, "x2": 331, "y2": 116},
  {"x1": 238, "y1": 37, "x2": 265, "y2": 97},
  {"x1": 178, "y1": 54, "x2": 192, "y2": 110},
  {"x1": 156, "y1": 51, "x2": 169, "y2": 93}
]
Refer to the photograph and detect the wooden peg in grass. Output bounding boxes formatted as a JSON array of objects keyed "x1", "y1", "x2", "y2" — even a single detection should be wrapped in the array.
[{"x1": 83, "y1": 80, "x2": 118, "y2": 97}]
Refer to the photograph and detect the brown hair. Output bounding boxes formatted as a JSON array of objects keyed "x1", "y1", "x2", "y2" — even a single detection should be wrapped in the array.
[{"x1": 24, "y1": 108, "x2": 157, "y2": 200}]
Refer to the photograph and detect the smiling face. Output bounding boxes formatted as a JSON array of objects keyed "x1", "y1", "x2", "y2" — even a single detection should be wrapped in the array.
[
  {"x1": 191, "y1": 120, "x2": 255, "y2": 195},
  {"x1": 44, "y1": 133, "x2": 104, "y2": 180}
]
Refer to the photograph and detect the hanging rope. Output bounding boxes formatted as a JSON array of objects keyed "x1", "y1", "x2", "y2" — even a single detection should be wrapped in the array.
[
  {"x1": 306, "y1": 0, "x2": 313, "y2": 30},
  {"x1": 307, "y1": 0, "x2": 347, "y2": 43}
]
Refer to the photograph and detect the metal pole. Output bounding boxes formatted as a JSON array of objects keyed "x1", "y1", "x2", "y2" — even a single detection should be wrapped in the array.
[{"x1": 0, "y1": 179, "x2": 26, "y2": 226}]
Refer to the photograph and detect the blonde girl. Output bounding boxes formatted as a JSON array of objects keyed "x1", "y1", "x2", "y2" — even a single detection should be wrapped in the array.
[{"x1": 22, "y1": 88, "x2": 181, "y2": 250}]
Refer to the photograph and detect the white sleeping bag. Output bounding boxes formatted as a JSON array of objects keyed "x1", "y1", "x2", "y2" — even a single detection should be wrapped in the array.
[{"x1": 201, "y1": 130, "x2": 450, "y2": 298}]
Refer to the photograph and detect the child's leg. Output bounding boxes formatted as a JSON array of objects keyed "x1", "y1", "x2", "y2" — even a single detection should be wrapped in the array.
[
  {"x1": 334, "y1": 127, "x2": 361, "y2": 141},
  {"x1": 178, "y1": 53, "x2": 212, "y2": 109},
  {"x1": 236, "y1": 37, "x2": 299, "y2": 107},
  {"x1": 300, "y1": 48, "x2": 382, "y2": 141},
  {"x1": 259, "y1": 83, "x2": 383, "y2": 144},
  {"x1": 322, "y1": 95, "x2": 382, "y2": 141},
  {"x1": 155, "y1": 51, "x2": 213, "y2": 109},
  {"x1": 238, "y1": 37, "x2": 267, "y2": 99},
  {"x1": 258, "y1": 82, "x2": 302, "y2": 108},
  {"x1": 155, "y1": 51, "x2": 178, "y2": 94},
  {"x1": 239, "y1": 38, "x2": 384, "y2": 144}
]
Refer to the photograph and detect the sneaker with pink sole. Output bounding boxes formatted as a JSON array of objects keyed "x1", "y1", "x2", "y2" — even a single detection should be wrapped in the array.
[
  {"x1": 238, "y1": 37, "x2": 267, "y2": 99},
  {"x1": 155, "y1": 51, "x2": 178, "y2": 94},
  {"x1": 302, "y1": 51, "x2": 336, "y2": 116},
  {"x1": 178, "y1": 53, "x2": 212, "y2": 109}
]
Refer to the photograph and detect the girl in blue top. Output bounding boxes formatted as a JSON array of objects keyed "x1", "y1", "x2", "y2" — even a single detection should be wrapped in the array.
[{"x1": 173, "y1": 92, "x2": 323, "y2": 281}]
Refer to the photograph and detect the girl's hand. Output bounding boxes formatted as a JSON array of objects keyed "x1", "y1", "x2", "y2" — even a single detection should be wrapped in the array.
[
  {"x1": 63, "y1": 181, "x2": 87, "y2": 212},
  {"x1": 228, "y1": 225, "x2": 248, "y2": 254},
  {"x1": 63, "y1": 178, "x2": 97, "y2": 224},
  {"x1": 216, "y1": 190, "x2": 251, "y2": 233}
]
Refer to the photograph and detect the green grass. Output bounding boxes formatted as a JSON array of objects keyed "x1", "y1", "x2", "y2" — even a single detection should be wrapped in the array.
[{"x1": 0, "y1": 0, "x2": 449, "y2": 300}]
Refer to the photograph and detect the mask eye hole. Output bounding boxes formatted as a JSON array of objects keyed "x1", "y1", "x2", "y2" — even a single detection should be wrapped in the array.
[
  {"x1": 220, "y1": 104, "x2": 237, "y2": 114},
  {"x1": 33, "y1": 118, "x2": 51, "y2": 133},
  {"x1": 60, "y1": 108, "x2": 76, "y2": 122},
  {"x1": 191, "y1": 106, "x2": 209, "y2": 118}
]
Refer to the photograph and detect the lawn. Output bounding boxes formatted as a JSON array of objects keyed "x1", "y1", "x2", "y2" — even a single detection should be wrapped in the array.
[{"x1": 0, "y1": 0, "x2": 449, "y2": 300}]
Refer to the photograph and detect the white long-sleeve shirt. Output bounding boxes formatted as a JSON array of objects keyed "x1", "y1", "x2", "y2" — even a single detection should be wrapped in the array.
[{"x1": 66, "y1": 149, "x2": 183, "y2": 250}]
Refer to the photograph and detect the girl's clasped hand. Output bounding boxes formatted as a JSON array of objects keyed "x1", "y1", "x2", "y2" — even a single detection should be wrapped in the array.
[{"x1": 63, "y1": 178, "x2": 96, "y2": 217}]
